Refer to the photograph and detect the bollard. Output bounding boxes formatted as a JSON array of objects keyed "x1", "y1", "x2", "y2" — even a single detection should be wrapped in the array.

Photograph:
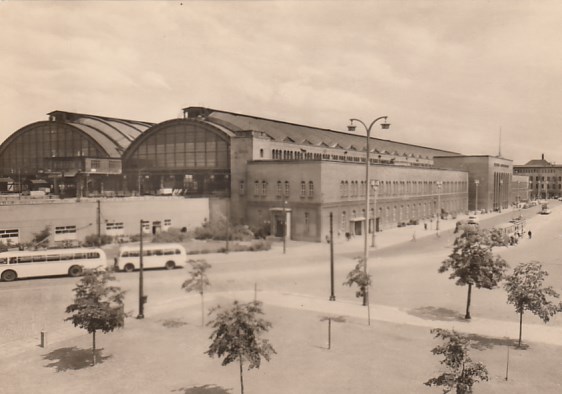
[{"x1": 40, "y1": 331, "x2": 47, "y2": 348}]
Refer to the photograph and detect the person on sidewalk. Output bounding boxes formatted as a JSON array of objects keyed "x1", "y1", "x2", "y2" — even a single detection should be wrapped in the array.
[{"x1": 528, "y1": 230, "x2": 532, "y2": 239}]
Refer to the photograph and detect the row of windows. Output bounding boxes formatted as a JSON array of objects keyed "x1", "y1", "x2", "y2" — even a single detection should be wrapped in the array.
[
  {"x1": 337, "y1": 199, "x2": 466, "y2": 230},
  {"x1": 529, "y1": 176, "x2": 562, "y2": 182},
  {"x1": 270, "y1": 149, "x2": 432, "y2": 164},
  {"x1": 515, "y1": 168, "x2": 559, "y2": 174},
  {"x1": 243, "y1": 180, "x2": 315, "y2": 198},
  {"x1": 340, "y1": 180, "x2": 467, "y2": 198},
  {"x1": 121, "y1": 248, "x2": 181, "y2": 257},
  {"x1": 533, "y1": 184, "x2": 562, "y2": 190},
  {"x1": 0, "y1": 252, "x2": 101, "y2": 265}
]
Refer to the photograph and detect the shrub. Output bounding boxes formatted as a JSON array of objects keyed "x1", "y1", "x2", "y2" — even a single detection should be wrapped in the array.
[
  {"x1": 194, "y1": 216, "x2": 254, "y2": 241},
  {"x1": 32, "y1": 226, "x2": 51, "y2": 246},
  {"x1": 250, "y1": 222, "x2": 272, "y2": 239},
  {"x1": 83, "y1": 234, "x2": 113, "y2": 247},
  {"x1": 249, "y1": 240, "x2": 272, "y2": 251},
  {"x1": 152, "y1": 227, "x2": 192, "y2": 243}
]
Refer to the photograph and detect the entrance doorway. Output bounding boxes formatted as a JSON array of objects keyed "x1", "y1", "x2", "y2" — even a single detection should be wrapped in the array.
[{"x1": 354, "y1": 220, "x2": 362, "y2": 235}]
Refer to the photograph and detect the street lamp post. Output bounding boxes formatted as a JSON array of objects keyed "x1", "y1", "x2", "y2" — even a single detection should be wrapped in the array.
[
  {"x1": 137, "y1": 219, "x2": 148, "y2": 319},
  {"x1": 371, "y1": 180, "x2": 379, "y2": 247},
  {"x1": 282, "y1": 199, "x2": 288, "y2": 254},
  {"x1": 499, "y1": 179, "x2": 503, "y2": 213},
  {"x1": 436, "y1": 181, "x2": 442, "y2": 233},
  {"x1": 474, "y1": 179, "x2": 479, "y2": 213},
  {"x1": 347, "y1": 116, "x2": 390, "y2": 307}
]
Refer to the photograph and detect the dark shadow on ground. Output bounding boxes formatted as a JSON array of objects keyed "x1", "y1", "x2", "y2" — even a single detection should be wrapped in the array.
[
  {"x1": 408, "y1": 306, "x2": 467, "y2": 322},
  {"x1": 465, "y1": 333, "x2": 529, "y2": 351},
  {"x1": 161, "y1": 318, "x2": 188, "y2": 328},
  {"x1": 43, "y1": 347, "x2": 111, "y2": 371},
  {"x1": 172, "y1": 385, "x2": 232, "y2": 394}
]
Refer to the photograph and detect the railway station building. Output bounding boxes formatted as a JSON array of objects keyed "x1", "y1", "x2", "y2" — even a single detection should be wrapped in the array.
[{"x1": 0, "y1": 107, "x2": 523, "y2": 243}]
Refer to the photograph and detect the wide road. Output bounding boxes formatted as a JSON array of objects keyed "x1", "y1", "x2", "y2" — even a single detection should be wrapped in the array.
[{"x1": 1, "y1": 201, "x2": 561, "y2": 350}]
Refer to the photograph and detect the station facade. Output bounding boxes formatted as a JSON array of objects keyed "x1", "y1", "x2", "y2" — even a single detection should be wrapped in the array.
[{"x1": 0, "y1": 107, "x2": 524, "y2": 243}]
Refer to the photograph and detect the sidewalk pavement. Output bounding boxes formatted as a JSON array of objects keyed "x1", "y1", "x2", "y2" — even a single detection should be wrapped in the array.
[{"x1": 1, "y1": 206, "x2": 552, "y2": 359}]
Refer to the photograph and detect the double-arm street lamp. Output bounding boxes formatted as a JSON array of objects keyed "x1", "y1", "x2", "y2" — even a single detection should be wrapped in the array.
[
  {"x1": 436, "y1": 181, "x2": 442, "y2": 233},
  {"x1": 347, "y1": 116, "x2": 390, "y2": 306}
]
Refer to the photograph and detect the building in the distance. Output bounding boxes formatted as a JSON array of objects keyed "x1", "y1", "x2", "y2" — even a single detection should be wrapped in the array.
[
  {"x1": 0, "y1": 107, "x2": 523, "y2": 243},
  {"x1": 514, "y1": 154, "x2": 562, "y2": 199}
]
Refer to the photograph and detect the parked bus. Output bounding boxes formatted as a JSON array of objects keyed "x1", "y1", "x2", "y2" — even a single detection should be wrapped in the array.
[
  {"x1": 115, "y1": 243, "x2": 187, "y2": 272},
  {"x1": 0, "y1": 248, "x2": 106, "y2": 282}
]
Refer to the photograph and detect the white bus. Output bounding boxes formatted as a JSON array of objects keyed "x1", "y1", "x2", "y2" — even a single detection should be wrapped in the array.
[
  {"x1": 0, "y1": 248, "x2": 107, "y2": 282},
  {"x1": 115, "y1": 243, "x2": 187, "y2": 272}
]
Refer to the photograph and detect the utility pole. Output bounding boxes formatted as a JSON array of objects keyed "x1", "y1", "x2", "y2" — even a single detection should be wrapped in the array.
[
  {"x1": 137, "y1": 220, "x2": 147, "y2": 319},
  {"x1": 283, "y1": 200, "x2": 287, "y2": 254},
  {"x1": 329, "y1": 212, "x2": 335, "y2": 301},
  {"x1": 96, "y1": 200, "x2": 101, "y2": 245}
]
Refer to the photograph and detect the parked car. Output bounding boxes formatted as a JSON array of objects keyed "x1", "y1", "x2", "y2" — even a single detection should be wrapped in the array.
[
  {"x1": 467, "y1": 215, "x2": 479, "y2": 224},
  {"x1": 540, "y1": 208, "x2": 551, "y2": 215}
]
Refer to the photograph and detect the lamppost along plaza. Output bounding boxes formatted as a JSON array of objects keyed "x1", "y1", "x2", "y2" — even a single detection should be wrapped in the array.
[
  {"x1": 347, "y1": 116, "x2": 390, "y2": 306},
  {"x1": 474, "y1": 179, "x2": 479, "y2": 212},
  {"x1": 436, "y1": 181, "x2": 442, "y2": 234}
]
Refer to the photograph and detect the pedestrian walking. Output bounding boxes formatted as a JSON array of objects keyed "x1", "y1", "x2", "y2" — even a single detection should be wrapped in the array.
[
  {"x1": 424, "y1": 222, "x2": 428, "y2": 230},
  {"x1": 528, "y1": 230, "x2": 532, "y2": 239}
]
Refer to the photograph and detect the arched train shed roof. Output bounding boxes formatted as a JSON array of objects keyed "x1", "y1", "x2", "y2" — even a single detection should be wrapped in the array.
[
  {"x1": 183, "y1": 107, "x2": 460, "y2": 159},
  {"x1": 122, "y1": 117, "x2": 235, "y2": 161},
  {"x1": 45, "y1": 111, "x2": 154, "y2": 157}
]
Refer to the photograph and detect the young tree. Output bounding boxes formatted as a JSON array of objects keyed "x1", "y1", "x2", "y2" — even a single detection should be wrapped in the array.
[
  {"x1": 425, "y1": 328, "x2": 489, "y2": 394},
  {"x1": 342, "y1": 258, "x2": 371, "y2": 303},
  {"x1": 206, "y1": 300, "x2": 276, "y2": 394},
  {"x1": 439, "y1": 226, "x2": 509, "y2": 319},
  {"x1": 181, "y1": 259, "x2": 212, "y2": 326},
  {"x1": 504, "y1": 261, "x2": 562, "y2": 347},
  {"x1": 65, "y1": 268, "x2": 126, "y2": 365}
]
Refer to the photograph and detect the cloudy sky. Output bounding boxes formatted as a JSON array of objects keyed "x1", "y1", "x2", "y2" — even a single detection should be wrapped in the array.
[{"x1": 1, "y1": 1, "x2": 561, "y2": 164}]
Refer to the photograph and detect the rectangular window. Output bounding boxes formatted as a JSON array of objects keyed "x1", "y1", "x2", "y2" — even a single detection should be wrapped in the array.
[
  {"x1": 239, "y1": 180, "x2": 245, "y2": 195},
  {"x1": 262, "y1": 181, "x2": 267, "y2": 196},
  {"x1": 106, "y1": 222, "x2": 124, "y2": 230},
  {"x1": 54, "y1": 225, "x2": 77, "y2": 241},
  {"x1": 254, "y1": 181, "x2": 260, "y2": 196},
  {"x1": 300, "y1": 181, "x2": 306, "y2": 197},
  {"x1": 308, "y1": 181, "x2": 314, "y2": 197},
  {"x1": 106, "y1": 221, "x2": 125, "y2": 236},
  {"x1": 284, "y1": 181, "x2": 290, "y2": 197},
  {"x1": 277, "y1": 181, "x2": 282, "y2": 197},
  {"x1": 0, "y1": 228, "x2": 19, "y2": 244},
  {"x1": 164, "y1": 219, "x2": 172, "y2": 226}
]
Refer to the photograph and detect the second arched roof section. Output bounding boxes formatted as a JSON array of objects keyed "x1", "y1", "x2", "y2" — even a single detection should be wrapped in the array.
[{"x1": 122, "y1": 118, "x2": 235, "y2": 172}]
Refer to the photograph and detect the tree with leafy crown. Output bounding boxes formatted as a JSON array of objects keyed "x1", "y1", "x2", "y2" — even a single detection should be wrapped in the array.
[
  {"x1": 342, "y1": 257, "x2": 371, "y2": 303},
  {"x1": 65, "y1": 268, "x2": 126, "y2": 365},
  {"x1": 439, "y1": 226, "x2": 509, "y2": 319},
  {"x1": 206, "y1": 300, "x2": 276, "y2": 394},
  {"x1": 425, "y1": 328, "x2": 489, "y2": 394},
  {"x1": 181, "y1": 259, "x2": 212, "y2": 326},
  {"x1": 504, "y1": 261, "x2": 562, "y2": 347}
]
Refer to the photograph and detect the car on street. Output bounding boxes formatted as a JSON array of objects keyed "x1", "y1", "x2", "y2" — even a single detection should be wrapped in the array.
[
  {"x1": 540, "y1": 208, "x2": 551, "y2": 215},
  {"x1": 467, "y1": 215, "x2": 479, "y2": 224}
]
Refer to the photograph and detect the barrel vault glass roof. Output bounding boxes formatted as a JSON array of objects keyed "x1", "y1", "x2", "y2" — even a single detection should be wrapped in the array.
[{"x1": 48, "y1": 111, "x2": 154, "y2": 158}]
